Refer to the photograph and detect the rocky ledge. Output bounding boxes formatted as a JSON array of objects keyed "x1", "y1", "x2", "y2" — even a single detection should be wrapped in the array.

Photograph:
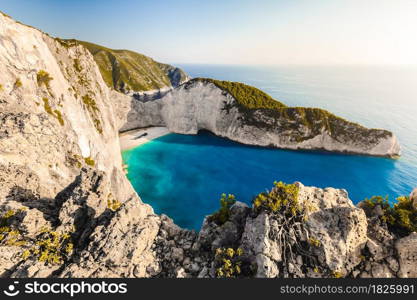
[
  {"x1": 118, "y1": 78, "x2": 401, "y2": 157},
  {"x1": 151, "y1": 181, "x2": 417, "y2": 278},
  {"x1": 1, "y1": 168, "x2": 415, "y2": 278}
]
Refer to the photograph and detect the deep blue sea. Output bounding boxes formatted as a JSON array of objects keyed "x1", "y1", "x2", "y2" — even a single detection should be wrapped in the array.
[{"x1": 123, "y1": 65, "x2": 417, "y2": 230}]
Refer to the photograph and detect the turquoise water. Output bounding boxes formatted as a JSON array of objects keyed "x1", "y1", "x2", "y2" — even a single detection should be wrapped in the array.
[{"x1": 123, "y1": 65, "x2": 417, "y2": 230}]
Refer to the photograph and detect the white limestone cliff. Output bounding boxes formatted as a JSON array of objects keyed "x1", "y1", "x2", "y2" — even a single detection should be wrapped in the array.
[
  {"x1": 117, "y1": 80, "x2": 400, "y2": 157},
  {"x1": 0, "y1": 12, "x2": 160, "y2": 277}
]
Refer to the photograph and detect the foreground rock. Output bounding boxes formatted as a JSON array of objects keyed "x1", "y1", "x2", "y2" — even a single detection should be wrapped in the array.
[
  {"x1": 1, "y1": 167, "x2": 416, "y2": 278},
  {"x1": 0, "y1": 12, "x2": 157, "y2": 277},
  {"x1": 143, "y1": 183, "x2": 417, "y2": 278}
]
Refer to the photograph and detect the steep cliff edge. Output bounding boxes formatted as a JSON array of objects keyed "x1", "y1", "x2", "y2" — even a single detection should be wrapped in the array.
[
  {"x1": 118, "y1": 78, "x2": 400, "y2": 157},
  {"x1": 0, "y1": 11, "x2": 134, "y2": 198},
  {"x1": 0, "y1": 12, "x2": 414, "y2": 279},
  {"x1": 0, "y1": 11, "x2": 160, "y2": 277}
]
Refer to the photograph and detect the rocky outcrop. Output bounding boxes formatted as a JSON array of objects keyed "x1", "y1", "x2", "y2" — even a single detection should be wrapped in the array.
[
  {"x1": 0, "y1": 11, "x2": 128, "y2": 196},
  {"x1": 0, "y1": 12, "x2": 158, "y2": 277},
  {"x1": 117, "y1": 79, "x2": 400, "y2": 157},
  {"x1": 2, "y1": 170, "x2": 415, "y2": 278},
  {"x1": 56, "y1": 169, "x2": 161, "y2": 278},
  {"x1": 351, "y1": 201, "x2": 417, "y2": 278},
  {"x1": 146, "y1": 183, "x2": 417, "y2": 278}
]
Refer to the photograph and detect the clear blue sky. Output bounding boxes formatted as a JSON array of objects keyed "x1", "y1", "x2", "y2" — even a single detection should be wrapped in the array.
[{"x1": 2, "y1": 0, "x2": 417, "y2": 65}]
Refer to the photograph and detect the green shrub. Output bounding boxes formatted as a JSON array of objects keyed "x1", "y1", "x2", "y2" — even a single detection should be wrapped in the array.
[
  {"x1": 84, "y1": 157, "x2": 95, "y2": 166},
  {"x1": 308, "y1": 237, "x2": 321, "y2": 247},
  {"x1": 208, "y1": 193, "x2": 236, "y2": 225},
  {"x1": 0, "y1": 84, "x2": 3, "y2": 91},
  {"x1": 42, "y1": 97, "x2": 53, "y2": 114},
  {"x1": 0, "y1": 209, "x2": 16, "y2": 224},
  {"x1": 391, "y1": 196, "x2": 417, "y2": 233},
  {"x1": 75, "y1": 39, "x2": 187, "y2": 92},
  {"x1": 0, "y1": 209, "x2": 74, "y2": 265},
  {"x1": 14, "y1": 78, "x2": 22, "y2": 88},
  {"x1": 253, "y1": 181, "x2": 300, "y2": 215},
  {"x1": 42, "y1": 98, "x2": 64, "y2": 126},
  {"x1": 82, "y1": 94, "x2": 99, "y2": 112},
  {"x1": 22, "y1": 227, "x2": 74, "y2": 265},
  {"x1": 362, "y1": 195, "x2": 417, "y2": 235},
  {"x1": 331, "y1": 271, "x2": 344, "y2": 278},
  {"x1": 214, "y1": 247, "x2": 252, "y2": 278},
  {"x1": 107, "y1": 194, "x2": 122, "y2": 211},
  {"x1": 36, "y1": 70, "x2": 53, "y2": 88},
  {"x1": 66, "y1": 152, "x2": 82, "y2": 169},
  {"x1": 0, "y1": 209, "x2": 26, "y2": 246},
  {"x1": 93, "y1": 118, "x2": 103, "y2": 134},
  {"x1": 73, "y1": 59, "x2": 82, "y2": 72},
  {"x1": 54, "y1": 109, "x2": 65, "y2": 126},
  {"x1": 55, "y1": 38, "x2": 77, "y2": 48},
  {"x1": 215, "y1": 247, "x2": 242, "y2": 278}
]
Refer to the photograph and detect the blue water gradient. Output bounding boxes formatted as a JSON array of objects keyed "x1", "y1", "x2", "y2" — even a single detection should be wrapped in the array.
[{"x1": 123, "y1": 65, "x2": 417, "y2": 230}]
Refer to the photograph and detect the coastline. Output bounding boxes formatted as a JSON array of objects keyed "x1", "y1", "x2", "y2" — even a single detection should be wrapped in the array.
[{"x1": 119, "y1": 127, "x2": 170, "y2": 151}]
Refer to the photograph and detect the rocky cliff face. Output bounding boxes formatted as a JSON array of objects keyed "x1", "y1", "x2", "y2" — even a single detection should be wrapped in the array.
[
  {"x1": 0, "y1": 12, "x2": 125, "y2": 196},
  {"x1": 118, "y1": 79, "x2": 401, "y2": 157},
  {"x1": 0, "y1": 12, "x2": 160, "y2": 277},
  {"x1": 0, "y1": 12, "x2": 414, "y2": 279}
]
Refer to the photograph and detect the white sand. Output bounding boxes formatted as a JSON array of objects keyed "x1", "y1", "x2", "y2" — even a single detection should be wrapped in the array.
[{"x1": 119, "y1": 127, "x2": 170, "y2": 151}]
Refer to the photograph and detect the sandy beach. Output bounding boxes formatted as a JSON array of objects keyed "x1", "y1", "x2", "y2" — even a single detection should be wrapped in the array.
[{"x1": 119, "y1": 127, "x2": 170, "y2": 151}]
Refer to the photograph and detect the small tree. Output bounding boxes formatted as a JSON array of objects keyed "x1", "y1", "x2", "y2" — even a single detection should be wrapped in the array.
[
  {"x1": 36, "y1": 70, "x2": 53, "y2": 88},
  {"x1": 209, "y1": 193, "x2": 236, "y2": 225}
]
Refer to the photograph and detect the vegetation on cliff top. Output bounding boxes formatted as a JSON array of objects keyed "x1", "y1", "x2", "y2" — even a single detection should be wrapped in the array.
[
  {"x1": 193, "y1": 78, "x2": 286, "y2": 109},
  {"x1": 208, "y1": 193, "x2": 236, "y2": 225},
  {"x1": 191, "y1": 78, "x2": 392, "y2": 144},
  {"x1": 58, "y1": 39, "x2": 188, "y2": 92},
  {"x1": 22, "y1": 227, "x2": 74, "y2": 265},
  {"x1": 361, "y1": 195, "x2": 417, "y2": 236},
  {"x1": 253, "y1": 181, "x2": 301, "y2": 215},
  {"x1": 0, "y1": 209, "x2": 73, "y2": 265}
]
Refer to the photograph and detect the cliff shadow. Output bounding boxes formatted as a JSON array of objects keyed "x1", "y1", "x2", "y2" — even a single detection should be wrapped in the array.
[
  {"x1": 5, "y1": 186, "x2": 56, "y2": 223},
  {"x1": 152, "y1": 129, "x2": 256, "y2": 150}
]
